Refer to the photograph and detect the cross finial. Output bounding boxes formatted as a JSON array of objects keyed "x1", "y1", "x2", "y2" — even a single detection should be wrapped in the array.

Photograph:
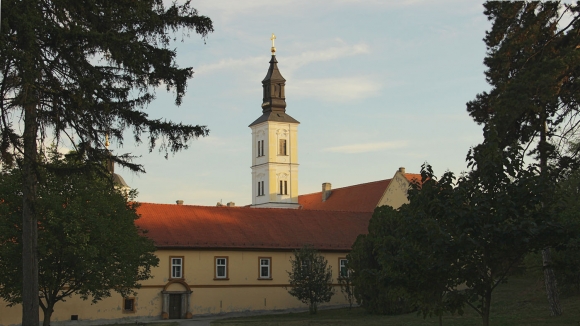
[{"x1": 271, "y1": 33, "x2": 276, "y2": 54}]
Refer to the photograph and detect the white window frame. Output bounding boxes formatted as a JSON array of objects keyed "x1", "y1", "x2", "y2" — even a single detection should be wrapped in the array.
[
  {"x1": 215, "y1": 257, "x2": 228, "y2": 279},
  {"x1": 259, "y1": 258, "x2": 271, "y2": 279},
  {"x1": 339, "y1": 258, "x2": 349, "y2": 278},
  {"x1": 171, "y1": 257, "x2": 183, "y2": 279}
]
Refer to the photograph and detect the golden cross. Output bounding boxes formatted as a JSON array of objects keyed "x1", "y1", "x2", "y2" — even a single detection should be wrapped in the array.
[{"x1": 271, "y1": 33, "x2": 276, "y2": 54}]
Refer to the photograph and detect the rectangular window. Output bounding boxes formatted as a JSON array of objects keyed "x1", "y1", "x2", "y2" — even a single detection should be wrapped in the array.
[
  {"x1": 279, "y1": 139, "x2": 287, "y2": 155},
  {"x1": 257, "y1": 140, "x2": 261, "y2": 157},
  {"x1": 279, "y1": 180, "x2": 288, "y2": 195},
  {"x1": 215, "y1": 257, "x2": 228, "y2": 279},
  {"x1": 259, "y1": 257, "x2": 271, "y2": 279},
  {"x1": 261, "y1": 140, "x2": 264, "y2": 156},
  {"x1": 123, "y1": 298, "x2": 135, "y2": 313},
  {"x1": 339, "y1": 258, "x2": 349, "y2": 278},
  {"x1": 258, "y1": 181, "x2": 265, "y2": 196},
  {"x1": 170, "y1": 257, "x2": 183, "y2": 279}
]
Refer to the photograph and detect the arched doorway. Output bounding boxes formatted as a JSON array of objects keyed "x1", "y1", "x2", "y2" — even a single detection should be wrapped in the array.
[{"x1": 161, "y1": 280, "x2": 192, "y2": 319}]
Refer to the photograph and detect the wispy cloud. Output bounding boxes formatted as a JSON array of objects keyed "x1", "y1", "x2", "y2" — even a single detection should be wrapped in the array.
[
  {"x1": 287, "y1": 76, "x2": 380, "y2": 101},
  {"x1": 324, "y1": 141, "x2": 407, "y2": 154},
  {"x1": 283, "y1": 42, "x2": 369, "y2": 73},
  {"x1": 196, "y1": 42, "x2": 369, "y2": 77},
  {"x1": 196, "y1": 57, "x2": 264, "y2": 75}
]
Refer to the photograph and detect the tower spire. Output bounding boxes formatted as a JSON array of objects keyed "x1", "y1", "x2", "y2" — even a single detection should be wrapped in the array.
[{"x1": 261, "y1": 34, "x2": 286, "y2": 113}]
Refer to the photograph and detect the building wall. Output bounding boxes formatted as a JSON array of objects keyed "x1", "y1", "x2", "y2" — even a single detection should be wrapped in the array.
[
  {"x1": 377, "y1": 171, "x2": 411, "y2": 209},
  {"x1": 0, "y1": 249, "x2": 350, "y2": 326}
]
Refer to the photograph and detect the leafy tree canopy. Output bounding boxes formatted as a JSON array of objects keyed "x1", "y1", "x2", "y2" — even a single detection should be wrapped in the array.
[
  {"x1": 0, "y1": 152, "x2": 159, "y2": 326},
  {"x1": 286, "y1": 245, "x2": 334, "y2": 314}
]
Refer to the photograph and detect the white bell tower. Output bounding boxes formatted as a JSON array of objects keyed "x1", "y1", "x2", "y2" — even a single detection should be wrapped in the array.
[{"x1": 249, "y1": 34, "x2": 300, "y2": 209}]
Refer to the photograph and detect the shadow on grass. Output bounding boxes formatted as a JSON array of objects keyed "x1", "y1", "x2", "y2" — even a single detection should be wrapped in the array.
[{"x1": 211, "y1": 276, "x2": 580, "y2": 326}]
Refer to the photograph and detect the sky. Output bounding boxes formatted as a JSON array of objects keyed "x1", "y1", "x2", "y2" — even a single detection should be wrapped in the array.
[{"x1": 118, "y1": 0, "x2": 492, "y2": 206}]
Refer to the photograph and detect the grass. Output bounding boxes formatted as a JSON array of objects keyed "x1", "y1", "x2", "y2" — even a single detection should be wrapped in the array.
[
  {"x1": 98, "y1": 323, "x2": 178, "y2": 326},
  {"x1": 211, "y1": 275, "x2": 580, "y2": 326}
]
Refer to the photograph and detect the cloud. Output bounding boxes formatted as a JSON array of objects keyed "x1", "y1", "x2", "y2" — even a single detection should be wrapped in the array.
[
  {"x1": 196, "y1": 57, "x2": 264, "y2": 75},
  {"x1": 287, "y1": 76, "x2": 380, "y2": 101},
  {"x1": 324, "y1": 141, "x2": 407, "y2": 154},
  {"x1": 283, "y1": 42, "x2": 370, "y2": 74},
  {"x1": 196, "y1": 42, "x2": 369, "y2": 77}
]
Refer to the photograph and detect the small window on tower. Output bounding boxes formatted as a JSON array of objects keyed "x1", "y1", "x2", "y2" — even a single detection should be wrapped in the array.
[
  {"x1": 257, "y1": 140, "x2": 265, "y2": 157},
  {"x1": 279, "y1": 139, "x2": 287, "y2": 155},
  {"x1": 284, "y1": 181, "x2": 288, "y2": 195},
  {"x1": 258, "y1": 181, "x2": 265, "y2": 196}
]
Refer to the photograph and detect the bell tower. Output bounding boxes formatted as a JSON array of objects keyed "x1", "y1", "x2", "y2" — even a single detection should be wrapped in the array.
[{"x1": 249, "y1": 34, "x2": 300, "y2": 209}]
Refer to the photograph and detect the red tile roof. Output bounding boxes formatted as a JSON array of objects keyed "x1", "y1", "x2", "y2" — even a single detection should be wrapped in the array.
[
  {"x1": 404, "y1": 173, "x2": 422, "y2": 184},
  {"x1": 135, "y1": 203, "x2": 371, "y2": 251},
  {"x1": 298, "y1": 179, "x2": 391, "y2": 212}
]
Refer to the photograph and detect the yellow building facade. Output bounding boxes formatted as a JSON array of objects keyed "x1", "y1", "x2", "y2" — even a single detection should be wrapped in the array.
[{"x1": 0, "y1": 249, "x2": 352, "y2": 325}]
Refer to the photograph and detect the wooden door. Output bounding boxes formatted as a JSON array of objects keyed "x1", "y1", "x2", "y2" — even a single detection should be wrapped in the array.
[{"x1": 168, "y1": 294, "x2": 182, "y2": 319}]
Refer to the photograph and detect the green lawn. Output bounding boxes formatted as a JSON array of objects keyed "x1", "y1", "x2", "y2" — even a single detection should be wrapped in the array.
[{"x1": 211, "y1": 276, "x2": 580, "y2": 326}]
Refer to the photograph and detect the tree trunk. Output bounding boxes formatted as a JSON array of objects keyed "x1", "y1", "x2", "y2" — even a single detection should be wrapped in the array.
[
  {"x1": 22, "y1": 99, "x2": 39, "y2": 326},
  {"x1": 542, "y1": 248, "x2": 562, "y2": 316},
  {"x1": 309, "y1": 301, "x2": 317, "y2": 314},
  {"x1": 539, "y1": 119, "x2": 562, "y2": 317},
  {"x1": 482, "y1": 285, "x2": 491, "y2": 326},
  {"x1": 41, "y1": 304, "x2": 53, "y2": 326}
]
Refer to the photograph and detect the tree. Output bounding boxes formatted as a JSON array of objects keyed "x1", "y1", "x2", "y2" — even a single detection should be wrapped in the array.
[
  {"x1": 350, "y1": 142, "x2": 565, "y2": 326},
  {"x1": 467, "y1": 1, "x2": 580, "y2": 315},
  {"x1": 0, "y1": 1, "x2": 212, "y2": 324},
  {"x1": 549, "y1": 168, "x2": 580, "y2": 294},
  {"x1": 0, "y1": 153, "x2": 159, "y2": 326},
  {"x1": 347, "y1": 207, "x2": 415, "y2": 316},
  {"x1": 337, "y1": 262, "x2": 355, "y2": 309},
  {"x1": 286, "y1": 245, "x2": 334, "y2": 314}
]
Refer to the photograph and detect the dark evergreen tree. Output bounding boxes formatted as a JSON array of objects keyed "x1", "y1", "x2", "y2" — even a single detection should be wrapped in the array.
[
  {"x1": 467, "y1": 1, "x2": 580, "y2": 316},
  {"x1": 0, "y1": 152, "x2": 159, "y2": 326},
  {"x1": 0, "y1": 1, "x2": 212, "y2": 324},
  {"x1": 286, "y1": 245, "x2": 334, "y2": 314}
]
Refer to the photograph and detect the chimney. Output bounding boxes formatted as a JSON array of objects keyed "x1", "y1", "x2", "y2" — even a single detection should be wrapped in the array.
[
  {"x1": 216, "y1": 202, "x2": 224, "y2": 207},
  {"x1": 398, "y1": 167, "x2": 406, "y2": 174},
  {"x1": 227, "y1": 202, "x2": 235, "y2": 207},
  {"x1": 176, "y1": 200, "x2": 184, "y2": 205},
  {"x1": 322, "y1": 183, "x2": 332, "y2": 202}
]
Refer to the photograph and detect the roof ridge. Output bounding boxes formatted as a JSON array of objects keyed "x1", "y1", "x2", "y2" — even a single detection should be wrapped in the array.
[
  {"x1": 298, "y1": 208, "x2": 374, "y2": 213},
  {"x1": 138, "y1": 202, "x2": 251, "y2": 208},
  {"x1": 298, "y1": 178, "x2": 391, "y2": 197}
]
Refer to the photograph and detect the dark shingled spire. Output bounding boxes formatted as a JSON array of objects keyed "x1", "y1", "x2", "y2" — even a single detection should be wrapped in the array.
[
  {"x1": 261, "y1": 55, "x2": 286, "y2": 113},
  {"x1": 249, "y1": 53, "x2": 299, "y2": 127}
]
